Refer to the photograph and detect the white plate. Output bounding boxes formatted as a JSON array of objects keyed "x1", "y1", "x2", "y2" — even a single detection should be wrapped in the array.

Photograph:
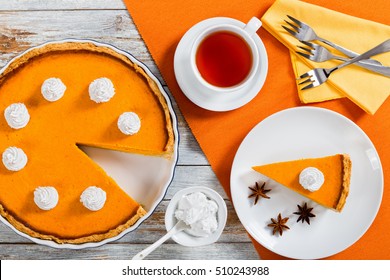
[
  {"x1": 0, "y1": 39, "x2": 179, "y2": 249},
  {"x1": 230, "y1": 107, "x2": 383, "y2": 259},
  {"x1": 174, "y1": 17, "x2": 268, "y2": 111},
  {"x1": 164, "y1": 186, "x2": 227, "y2": 247}
]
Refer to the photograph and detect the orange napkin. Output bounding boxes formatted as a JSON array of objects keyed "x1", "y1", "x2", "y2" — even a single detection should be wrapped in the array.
[
  {"x1": 261, "y1": 0, "x2": 390, "y2": 114},
  {"x1": 124, "y1": 0, "x2": 390, "y2": 259}
]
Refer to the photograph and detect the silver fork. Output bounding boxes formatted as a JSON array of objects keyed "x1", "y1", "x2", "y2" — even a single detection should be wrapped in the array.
[
  {"x1": 282, "y1": 15, "x2": 382, "y2": 66},
  {"x1": 297, "y1": 39, "x2": 390, "y2": 90},
  {"x1": 297, "y1": 41, "x2": 390, "y2": 76}
]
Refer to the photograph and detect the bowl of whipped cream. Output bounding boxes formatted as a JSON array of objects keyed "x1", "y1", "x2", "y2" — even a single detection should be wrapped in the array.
[{"x1": 165, "y1": 186, "x2": 227, "y2": 247}]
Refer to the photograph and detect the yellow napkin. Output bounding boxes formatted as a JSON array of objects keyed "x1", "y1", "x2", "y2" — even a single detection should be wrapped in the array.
[{"x1": 261, "y1": 0, "x2": 390, "y2": 114}]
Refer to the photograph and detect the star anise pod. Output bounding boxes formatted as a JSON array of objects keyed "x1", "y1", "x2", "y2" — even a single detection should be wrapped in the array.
[
  {"x1": 293, "y1": 202, "x2": 316, "y2": 225},
  {"x1": 267, "y1": 213, "x2": 290, "y2": 236},
  {"x1": 248, "y1": 181, "x2": 271, "y2": 205}
]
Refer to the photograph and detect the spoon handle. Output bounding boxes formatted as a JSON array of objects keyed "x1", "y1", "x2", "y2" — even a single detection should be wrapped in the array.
[{"x1": 132, "y1": 221, "x2": 186, "y2": 260}]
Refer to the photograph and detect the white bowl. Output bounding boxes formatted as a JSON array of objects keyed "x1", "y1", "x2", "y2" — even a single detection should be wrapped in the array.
[{"x1": 165, "y1": 187, "x2": 227, "y2": 247}]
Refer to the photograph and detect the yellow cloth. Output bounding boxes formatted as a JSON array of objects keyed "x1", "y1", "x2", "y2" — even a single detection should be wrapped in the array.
[{"x1": 261, "y1": 0, "x2": 390, "y2": 114}]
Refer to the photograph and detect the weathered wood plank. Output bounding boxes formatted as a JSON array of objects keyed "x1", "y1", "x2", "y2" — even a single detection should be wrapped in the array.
[
  {"x1": 0, "y1": 0, "x2": 126, "y2": 11},
  {"x1": 0, "y1": 10, "x2": 160, "y2": 81},
  {"x1": 166, "y1": 89, "x2": 209, "y2": 166},
  {"x1": 167, "y1": 166, "x2": 225, "y2": 199},
  {"x1": 0, "y1": 243, "x2": 259, "y2": 260}
]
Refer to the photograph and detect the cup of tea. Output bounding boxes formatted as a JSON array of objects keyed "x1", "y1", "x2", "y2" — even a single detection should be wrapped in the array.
[{"x1": 190, "y1": 17, "x2": 263, "y2": 93}]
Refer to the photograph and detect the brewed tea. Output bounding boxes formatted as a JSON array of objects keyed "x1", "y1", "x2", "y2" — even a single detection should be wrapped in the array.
[{"x1": 195, "y1": 31, "x2": 253, "y2": 88}]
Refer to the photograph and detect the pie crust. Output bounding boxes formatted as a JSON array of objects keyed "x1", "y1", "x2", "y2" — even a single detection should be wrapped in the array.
[{"x1": 0, "y1": 41, "x2": 174, "y2": 244}]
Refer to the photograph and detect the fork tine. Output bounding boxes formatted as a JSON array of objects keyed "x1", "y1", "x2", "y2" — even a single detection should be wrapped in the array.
[
  {"x1": 298, "y1": 71, "x2": 312, "y2": 79},
  {"x1": 286, "y1": 15, "x2": 302, "y2": 27},
  {"x1": 296, "y1": 51, "x2": 312, "y2": 60},
  {"x1": 301, "y1": 82, "x2": 315, "y2": 90},
  {"x1": 281, "y1": 25, "x2": 297, "y2": 36},
  {"x1": 283, "y1": 20, "x2": 299, "y2": 31},
  {"x1": 300, "y1": 41, "x2": 314, "y2": 48},
  {"x1": 298, "y1": 77, "x2": 313, "y2": 85},
  {"x1": 297, "y1": 46, "x2": 313, "y2": 53}
]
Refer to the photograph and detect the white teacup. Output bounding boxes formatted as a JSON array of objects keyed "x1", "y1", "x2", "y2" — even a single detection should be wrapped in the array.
[{"x1": 190, "y1": 17, "x2": 263, "y2": 93}]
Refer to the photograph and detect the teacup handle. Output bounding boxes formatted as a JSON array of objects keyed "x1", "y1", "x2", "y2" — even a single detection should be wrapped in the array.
[{"x1": 244, "y1": 17, "x2": 262, "y2": 37}]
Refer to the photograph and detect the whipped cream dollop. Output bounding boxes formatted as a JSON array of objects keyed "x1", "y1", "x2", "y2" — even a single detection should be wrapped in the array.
[
  {"x1": 80, "y1": 186, "x2": 106, "y2": 211},
  {"x1": 41, "y1": 78, "x2": 66, "y2": 102},
  {"x1": 299, "y1": 167, "x2": 325, "y2": 192},
  {"x1": 89, "y1": 77, "x2": 115, "y2": 103},
  {"x1": 175, "y1": 192, "x2": 218, "y2": 237},
  {"x1": 117, "y1": 112, "x2": 141, "y2": 135},
  {"x1": 34, "y1": 186, "x2": 59, "y2": 210},
  {"x1": 2, "y1": 147, "x2": 28, "y2": 171},
  {"x1": 4, "y1": 103, "x2": 30, "y2": 129}
]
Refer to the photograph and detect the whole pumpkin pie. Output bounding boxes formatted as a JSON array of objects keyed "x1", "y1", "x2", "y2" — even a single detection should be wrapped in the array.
[
  {"x1": 252, "y1": 154, "x2": 351, "y2": 212},
  {"x1": 0, "y1": 41, "x2": 175, "y2": 244}
]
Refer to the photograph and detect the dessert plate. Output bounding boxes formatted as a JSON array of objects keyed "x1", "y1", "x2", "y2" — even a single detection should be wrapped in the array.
[
  {"x1": 174, "y1": 17, "x2": 268, "y2": 111},
  {"x1": 230, "y1": 107, "x2": 383, "y2": 259},
  {"x1": 0, "y1": 39, "x2": 179, "y2": 249}
]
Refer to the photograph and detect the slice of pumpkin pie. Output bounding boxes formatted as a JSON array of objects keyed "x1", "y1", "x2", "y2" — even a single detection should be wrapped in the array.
[{"x1": 252, "y1": 154, "x2": 351, "y2": 212}]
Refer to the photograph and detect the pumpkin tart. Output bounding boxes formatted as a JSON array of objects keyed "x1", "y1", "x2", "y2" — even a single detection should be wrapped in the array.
[
  {"x1": 252, "y1": 154, "x2": 351, "y2": 212},
  {"x1": 0, "y1": 41, "x2": 175, "y2": 244}
]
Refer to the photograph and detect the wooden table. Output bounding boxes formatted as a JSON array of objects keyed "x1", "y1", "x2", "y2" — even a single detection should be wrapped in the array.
[{"x1": 0, "y1": 0, "x2": 258, "y2": 260}]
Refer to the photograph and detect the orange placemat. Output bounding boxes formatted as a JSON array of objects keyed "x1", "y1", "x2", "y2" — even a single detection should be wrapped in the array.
[{"x1": 123, "y1": 0, "x2": 390, "y2": 259}]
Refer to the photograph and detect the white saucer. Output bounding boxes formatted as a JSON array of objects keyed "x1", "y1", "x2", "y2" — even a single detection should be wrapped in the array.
[{"x1": 174, "y1": 17, "x2": 268, "y2": 112}]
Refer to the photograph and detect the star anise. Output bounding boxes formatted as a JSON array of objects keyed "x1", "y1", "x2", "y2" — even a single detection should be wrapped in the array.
[
  {"x1": 267, "y1": 213, "x2": 290, "y2": 236},
  {"x1": 293, "y1": 202, "x2": 316, "y2": 225},
  {"x1": 248, "y1": 181, "x2": 271, "y2": 205}
]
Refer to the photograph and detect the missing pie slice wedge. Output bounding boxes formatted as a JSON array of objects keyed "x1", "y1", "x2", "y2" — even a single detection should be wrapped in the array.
[{"x1": 252, "y1": 154, "x2": 351, "y2": 212}]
